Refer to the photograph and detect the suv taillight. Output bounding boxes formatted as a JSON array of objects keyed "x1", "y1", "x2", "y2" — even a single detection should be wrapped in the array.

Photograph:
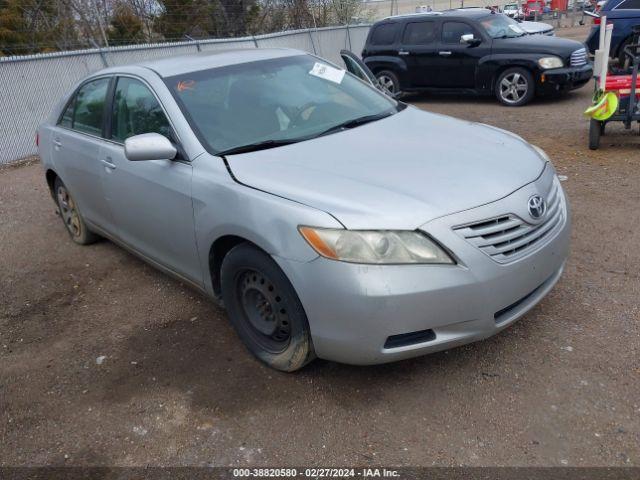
[{"x1": 35, "y1": 132, "x2": 39, "y2": 147}]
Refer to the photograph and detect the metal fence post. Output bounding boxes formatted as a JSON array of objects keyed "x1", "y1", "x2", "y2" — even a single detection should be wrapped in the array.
[
  {"x1": 346, "y1": 25, "x2": 352, "y2": 50},
  {"x1": 90, "y1": 39, "x2": 109, "y2": 67},
  {"x1": 308, "y1": 30, "x2": 317, "y2": 54},
  {"x1": 252, "y1": 35, "x2": 259, "y2": 48},
  {"x1": 184, "y1": 35, "x2": 201, "y2": 52}
]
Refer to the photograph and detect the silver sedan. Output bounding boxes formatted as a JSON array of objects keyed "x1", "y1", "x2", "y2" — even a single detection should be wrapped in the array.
[{"x1": 38, "y1": 49, "x2": 570, "y2": 371}]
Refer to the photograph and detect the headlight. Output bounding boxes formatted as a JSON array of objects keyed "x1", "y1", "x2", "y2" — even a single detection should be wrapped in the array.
[
  {"x1": 298, "y1": 227, "x2": 454, "y2": 265},
  {"x1": 538, "y1": 56, "x2": 563, "y2": 69}
]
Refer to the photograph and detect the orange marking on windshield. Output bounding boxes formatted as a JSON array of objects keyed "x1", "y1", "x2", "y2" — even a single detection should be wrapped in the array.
[{"x1": 177, "y1": 80, "x2": 196, "y2": 92}]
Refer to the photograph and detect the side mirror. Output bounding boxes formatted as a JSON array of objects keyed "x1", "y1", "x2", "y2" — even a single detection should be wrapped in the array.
[
  {"x1": 461, "y1": 34, "x2": 481, "y2": 46},
  {"x1": 124, "y1": 133, "x2": 177, "y2": 161}
]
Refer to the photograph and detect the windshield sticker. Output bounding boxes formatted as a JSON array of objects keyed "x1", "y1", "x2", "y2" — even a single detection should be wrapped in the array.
[
  {"x1": 309, "y1": 62, "x2": 345, "y2": 84},
  {"x1": 177, "y1": 80, "x2": 196, "y2": 92}
]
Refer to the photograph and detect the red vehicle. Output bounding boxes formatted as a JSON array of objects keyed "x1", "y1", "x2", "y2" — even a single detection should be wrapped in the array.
[{"x1": 524, "y1": 0, "x2": 544, "y2": 19}]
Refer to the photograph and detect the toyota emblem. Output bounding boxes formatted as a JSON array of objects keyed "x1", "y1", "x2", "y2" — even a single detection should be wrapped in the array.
[{"x1": 527, "y1": 194, "x2": 546, "y2": 220}]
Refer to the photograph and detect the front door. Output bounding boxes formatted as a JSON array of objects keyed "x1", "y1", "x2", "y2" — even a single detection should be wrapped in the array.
[
  {"x1": 398, "y1": 20, "x2": 440, "y2": 88},
  {"x1": 434, "y1": 21, "x2": 489, "y2": 88},
  {"x1": 100, "y1": 76, "x2": 202, "y2": 285}
]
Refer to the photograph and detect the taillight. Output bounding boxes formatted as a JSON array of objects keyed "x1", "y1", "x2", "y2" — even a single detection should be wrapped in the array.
[
  {"x1": 35, "y1": 132, "x2": 39, "y2": 147},
  {"x1": 594, "y1": 17, "x2": 601, "y2": 24}
]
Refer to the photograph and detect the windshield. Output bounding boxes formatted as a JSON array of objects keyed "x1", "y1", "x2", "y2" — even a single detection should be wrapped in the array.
[
  {"x1": 481, "y1": 14, "x2": 526, "y2": 38},
  {"x1": 165, "y1": 54, "x2": 399, "y2": 155}
]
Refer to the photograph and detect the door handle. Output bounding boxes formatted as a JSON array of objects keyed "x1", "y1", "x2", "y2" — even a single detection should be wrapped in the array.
[
  {"x1": 53, "y1": 139, "x2": 62, "y2": 149},
  {"x1": 101, "y1": 158, "x2": 116, "y2": 170},
  {"x1": 439, "y1": 51, "x2": 452, "y2": 56},
  {"x1": 398, "y1": 50, "x2": 410, "y2": 56}
]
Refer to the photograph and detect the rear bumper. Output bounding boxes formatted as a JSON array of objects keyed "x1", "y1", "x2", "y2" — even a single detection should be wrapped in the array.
[
  {"x1": 275, "y1": 167, "x2": 571, "y2": 365},
  {"x1": 539, "y1": 64, "x2": 593, "y2": 93}
]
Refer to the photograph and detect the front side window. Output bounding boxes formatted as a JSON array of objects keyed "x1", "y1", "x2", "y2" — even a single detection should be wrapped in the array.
[
  {"x1": 72, "y1": 78, "x2": 110, "y2": 136},
  {"x1": 442, "y1": 21, "x2": 479, "y2": 43},
  {"x1": 479, "y1": 15, "x2": 525, "y2": 38},
  {"x1": 403, "y1": 21, "x2": 436, "y2": 45},
  {"x1": 617, "y1": 0, "x2": 640, "y2": 9},
  {"x1": 166, "y1": 54, "x2": 399, "y2": 155},
  {"x1": 111, "y1": 77, "x2": 172, "y2": 143},
  {"x1": 371, "y1": 23, "x2": 399, "y2": 45}
]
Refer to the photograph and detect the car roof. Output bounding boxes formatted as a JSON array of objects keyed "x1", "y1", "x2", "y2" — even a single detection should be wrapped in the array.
[
  {"x1": 95, "y1": 48, "x2": 305, "y2": 78},
  {"x1": 381, "y1": 8, "x2": 492, "y2": 22}
]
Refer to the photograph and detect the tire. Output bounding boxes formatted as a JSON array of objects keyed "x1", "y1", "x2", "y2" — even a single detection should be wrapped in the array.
[
  {"x1": 589, "y1": 119, "x2": 601, "y2": 150},
  {"x1": 617, "y1": 38, "x2": 632, "y2": 71},
  {"x1": 495, "y1": 67, "x2": 535, "y2": 107},
  {"x1": 375, "y1": 70, "x2": 400, "y2": 96},
  {"x1": 54, "y1": 177, "x2": 100, "y2": 245},
  {"x1": 220, "y1": 243, "x2": 315, "y2": 372}
]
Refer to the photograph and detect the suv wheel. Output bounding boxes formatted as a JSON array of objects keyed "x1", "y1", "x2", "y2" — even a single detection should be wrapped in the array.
[
  {"x1": 220, "y1": 243, "x2": 315, "y2": 372},
  {"x1": 495, "y1": 67, "x2": 534, "y2": 107},
  {"x1": 376, "y1": 70, "x2": 400, "y2": 96}
]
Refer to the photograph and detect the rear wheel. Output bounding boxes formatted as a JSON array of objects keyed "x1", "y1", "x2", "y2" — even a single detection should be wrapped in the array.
[
  {"x1": 54, "y1": 177, "x2": 99, "y2": 245},
  {"x1": 495, "y1": 67, "x2": 534, "y2": 107},
  {"x1": 589, "y1": 119, "x2": 602, "y2": 150},
  {"x1": 220, "y1": 243, "x2": 315, "y2": 372},
  {"x1": 375, "y1": 70, "x2": 400, "y2": 96}
]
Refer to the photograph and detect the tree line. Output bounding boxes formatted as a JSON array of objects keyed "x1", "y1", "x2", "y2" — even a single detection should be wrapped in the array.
[{"x1": 0, "y1": 0, "x2": 368, "y2": 55}]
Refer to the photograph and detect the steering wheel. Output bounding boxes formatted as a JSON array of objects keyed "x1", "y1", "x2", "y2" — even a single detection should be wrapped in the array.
[{"x1": 289, "y1": 102, "x2": 318, "y2": 128}]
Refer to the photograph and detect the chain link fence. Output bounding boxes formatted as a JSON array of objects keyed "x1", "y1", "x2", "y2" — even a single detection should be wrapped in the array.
[{"x1": 0, "y1": 24, "x2": 371, "y2": 165}]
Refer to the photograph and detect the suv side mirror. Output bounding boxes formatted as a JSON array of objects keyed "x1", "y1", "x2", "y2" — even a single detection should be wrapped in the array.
[
  {"x1": 124, "y1": 133, "x2": 177, "y2": 161},
  {"x1": 461, "y1": 34, "x2": 481, "y2": 46}
]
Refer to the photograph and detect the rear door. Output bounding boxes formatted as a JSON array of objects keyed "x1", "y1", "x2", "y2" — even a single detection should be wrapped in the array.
[
  {"x1": 51, "y1": 77, "x2": 115, "y2": 232},
  {"x1": 434, "y1": 20, "x2": 489, "y2": 88},
  {"x1": 99, "y1": 75, "x2": 202, "y2": 284},
  {"x1": 399, "y1": 19, "x2": 440, "y2": 87},
  {"x1": 340, "y1": 50, "x2": 378, "y2": 88}
]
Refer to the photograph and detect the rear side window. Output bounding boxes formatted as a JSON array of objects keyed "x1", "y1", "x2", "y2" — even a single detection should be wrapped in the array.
[
  {"x1": 371, "y1": 23, "x2": 399, "y2": 45},
  {"x1": 59, "y1": 99, "x2": 74, "y2": 128},
  {"x1": 111, "y1": 77, "x2": 172, "y2": 143},
  {"x1": 403, "y1": 21, "x2": 436, "y2": 45},
  {"x1": 72, "y1": 78, "x2": 110, "y2": 136},
  {"x1": 617, "y1": 0, "x2": 640, "y2": 8},
  {"x1": 442, "y1": 22, "x2": 477, "y2": 44}
]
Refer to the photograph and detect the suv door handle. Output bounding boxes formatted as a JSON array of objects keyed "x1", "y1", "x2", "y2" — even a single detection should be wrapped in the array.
[
  {"x1": 398, "y1": 50, "x2": 410, "y2": 56},
  {"x1": 439, "y1": 51, "x2": 452, "y2": 56},
  {"x1": 53, "y1": 139, "x2": 62, "y2": 149}
]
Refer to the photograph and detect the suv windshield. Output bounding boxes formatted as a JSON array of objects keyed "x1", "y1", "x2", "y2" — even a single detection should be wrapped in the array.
[
  {"x1": 165, "y1": 54, "x2": 399, "y2": 155},
  {"x1": 480, "y1": 15, "x2": 526, "y2": 38}
]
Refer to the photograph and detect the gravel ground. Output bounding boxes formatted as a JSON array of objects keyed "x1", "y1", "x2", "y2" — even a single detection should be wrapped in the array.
[{"x1": 1, "y1": 27, "x2": 639, "y2": 467}]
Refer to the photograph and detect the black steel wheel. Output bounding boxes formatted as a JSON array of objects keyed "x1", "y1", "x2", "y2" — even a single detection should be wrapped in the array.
[
  {"x1": 589, "y1": 119, "x2": 601, "y2": 150},
  {"x1": 220, "y1": 243, "x2": 315, "y2": 371},
  {"x1": 54, "y1": 177, "x2": 99, "y2": 245}
]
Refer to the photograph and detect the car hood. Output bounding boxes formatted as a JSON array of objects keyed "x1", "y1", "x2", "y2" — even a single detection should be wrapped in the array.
[
  {"x1": 225, "y1": 107, "x2": 546, "y2": 230},
  {"x1": 492, "y1": 34, "x2": 583, "y2": 57},
  {"x1": 519, "y1": 21, "x2": 554, "y2": 34}
]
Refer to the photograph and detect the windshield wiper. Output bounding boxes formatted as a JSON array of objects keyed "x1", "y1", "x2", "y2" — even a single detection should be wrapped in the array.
[
  {"x1": 315, "y1": 111, "x2": 395, "y2": 138},
  {"x1": 217, "y1": 139, "x2": 300, "y2": 156}
]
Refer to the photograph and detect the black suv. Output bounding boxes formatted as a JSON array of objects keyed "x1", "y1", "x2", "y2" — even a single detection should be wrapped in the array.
[{"x1": 362, "y1": 9, "x2": 593, "y2": 106}]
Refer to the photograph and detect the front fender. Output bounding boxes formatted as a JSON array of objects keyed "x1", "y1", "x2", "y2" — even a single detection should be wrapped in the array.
[
  {"x1": 363, "y1": 55, "x2": 408, "y2": 74},
  {"x1": 478, "y1": 54, "x2": 543, "y2": 89}
]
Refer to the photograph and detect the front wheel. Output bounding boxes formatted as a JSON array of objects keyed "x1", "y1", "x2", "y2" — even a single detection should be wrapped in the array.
[
  {"x1": 220, "y1": 243, "x2": 315, "y2": 372},
  {"x1": 495, "y1": 67, "x2": 535, "y2": 107},
  {"x1": 375, "y1": 70, "x2": 400, "y2": 96}
]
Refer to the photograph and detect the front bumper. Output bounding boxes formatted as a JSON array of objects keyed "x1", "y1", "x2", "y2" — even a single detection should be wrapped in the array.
[
  {"x1": 539, "y1": 64, "x2": 593, "y2": 93},
  {"x1": 275, "y1": 165, "x2": 571, "y2": 365}
]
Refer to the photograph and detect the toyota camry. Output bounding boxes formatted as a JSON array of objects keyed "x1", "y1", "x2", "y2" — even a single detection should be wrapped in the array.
[{"x1": 38, "y1": 49, "x2": 570, "y2": 371}]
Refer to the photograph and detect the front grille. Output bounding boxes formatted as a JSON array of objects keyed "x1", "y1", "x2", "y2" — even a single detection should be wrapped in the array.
[
  {"x1": 570, "y1": 48, "x2": 587, "y2": 67},
  {"x1": 454, "y1": 180, "x2": 565, "y2": 264}
]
